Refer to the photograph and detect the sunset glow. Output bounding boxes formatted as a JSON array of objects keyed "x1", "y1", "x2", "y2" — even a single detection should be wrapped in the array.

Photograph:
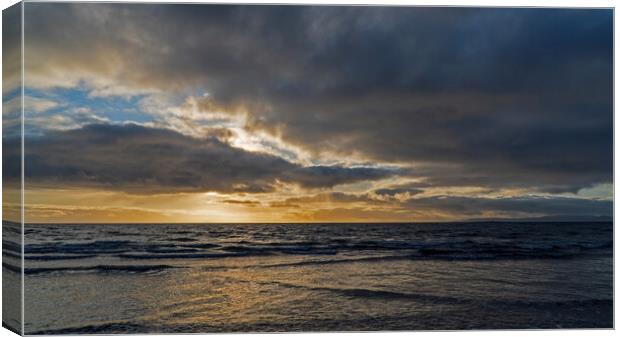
[{"x1": 2, "y1": 4, "x2": 612, "y2": 223}]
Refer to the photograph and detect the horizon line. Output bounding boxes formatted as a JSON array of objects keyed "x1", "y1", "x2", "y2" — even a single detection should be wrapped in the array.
[{"x1": 3, "y1": 219, "x2": 613, "y2": 225}]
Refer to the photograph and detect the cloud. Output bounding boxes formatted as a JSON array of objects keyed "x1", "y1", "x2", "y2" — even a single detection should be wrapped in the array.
[
  {"x1": 6, "y1": 124, "x2": 395, "y2": 193},
  {"x1": 402, "y1": 195, "x2": 613, "y2": 219},
  {"x1": 277, "y1": 191, "x2": 612, "y2": 220},
  {"x1": 25, "y1": 96, "x2": 60, "y2": 113},
  {"x1": 21, "y1": 4, "x2": 613, "y2": 195},
  {"x1": 221, "y1": 199, "x2": 261, "y2": 206},
  {"x1": 373, "y1": 187, "x2": 424, "y2": 197},
  {"x1": 276, "y1": 192, "x2": 378, "y2": 206},
  {"x1": 24, "y1": 107, "x2": 111, "y2": 135},
  {"x1": 3, "y1": 3, "x2": 21, "y2": 95}
]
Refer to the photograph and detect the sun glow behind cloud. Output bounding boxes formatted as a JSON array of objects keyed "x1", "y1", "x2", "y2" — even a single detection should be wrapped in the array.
[{"x1": 3, "y1": 4, "x2": 612, "y2": 223}]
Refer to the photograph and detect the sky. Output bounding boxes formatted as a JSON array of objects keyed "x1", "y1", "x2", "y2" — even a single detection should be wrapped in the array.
[{"x1": 1, "y1": 4, "x2": 613, "y2": 223}]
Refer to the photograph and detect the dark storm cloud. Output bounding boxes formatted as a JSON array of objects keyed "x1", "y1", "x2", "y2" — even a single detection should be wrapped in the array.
[
  {"x1": 5, "y1": 124, "x2": 394, "y2": 193},
  {"x1": 402, "y1": 195, "x2": 613, "y2": 218},
  {"x1": 23, "y1": 4, "x2": 613, "y2": 193},
  {"x1": 3, "y1": 2, "x2": 21, "y2": 93}
]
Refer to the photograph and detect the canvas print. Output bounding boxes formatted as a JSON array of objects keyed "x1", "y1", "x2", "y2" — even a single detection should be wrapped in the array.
[{"x1": 2, "y1": 2, "x2": 614, "y2": 334}]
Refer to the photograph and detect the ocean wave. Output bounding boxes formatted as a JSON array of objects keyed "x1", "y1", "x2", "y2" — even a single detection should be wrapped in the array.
[
  {"x1": 23, "y1": 238, "x2": 612, "y2": 262},
  {"x1": 23, "y1": 264, "x2": 180, "y2": 275},
  {"x1": 117, "y1": 252, "x2": 242, "y2": 259},
  {"x1": 2, "y1": 262, "x2": 21, "y2": 274},
  {"x1": 220, "y1": 244, "x2": 338, "y2": 255},
  {"x1": 177, "y1": 243, "x2": 220, "y2": 249},
  {"x1": 25, "y1": 254, "x2": 98, "y2": 261},
  {"x1": 2, "y1": 250, "x2": 22, "y2": 260},
  {"x1": 29, "y1": 322, "x2": 149, "y2": 335},
  {"x1": 2, "y1": 221, "x2": 22, "y2": 235},
  {"x1": 3, "y1": 240, "x2": 21, "y2": 254},
  {"x1": 494, "y1": 298, "x2": 613, "y2": 309},
  {"x1": 260, "y1": 280, "x2": 462, "y2": 304},
  {"x1": 254, "y1": 255, "x2": 412, "y2": 268},
  {"x1": 21, "y1": 223, "x2": 613, "y2": 263},
  {"x1": 26, "y1": 240, "x2": 141, "y2": 255},
  {"x1": 169, "y1": 237, "x2": 198, "y2": 242}
]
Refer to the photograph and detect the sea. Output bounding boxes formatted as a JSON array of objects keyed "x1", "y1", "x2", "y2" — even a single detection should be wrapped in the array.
[{"x1": 2, "y1": 221, "x2": 614, "y2": 334}]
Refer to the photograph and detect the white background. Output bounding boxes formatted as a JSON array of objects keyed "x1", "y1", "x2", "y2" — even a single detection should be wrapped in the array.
[{"x1": 0, "y1": 0, "x2": 616, "y2": 336}]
